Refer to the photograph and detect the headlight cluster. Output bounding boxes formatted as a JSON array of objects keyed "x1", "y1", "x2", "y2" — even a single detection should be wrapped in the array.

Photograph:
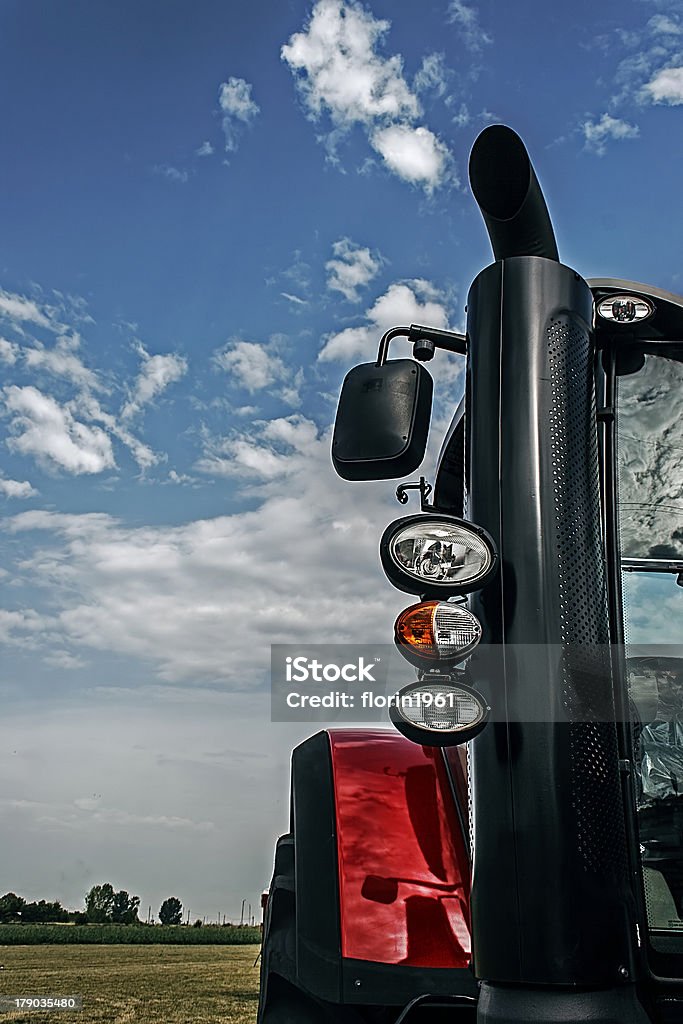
[{"x1": 381, "y1": 513, "x2": 497, "y2": 747}]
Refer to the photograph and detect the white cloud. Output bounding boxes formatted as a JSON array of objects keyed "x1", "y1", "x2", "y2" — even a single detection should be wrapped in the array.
[
  {"x1": 218, "y1": 76, "x2": 260, "y2": 152},
  {"x1": 279, "y1": 252, "x2": 313, "y2": 296},
  {"x1": 202, "y1": 438, "x2": 291, "y2": 480},
  {"x1": 596, "y1": 8, "x2": 683, "y2": 112},
  {"x1": 280, "y1": 291, "x2": 308, "y2": 306},
  {"x1": 167, "y1": 469, "x2": 194, "y2": 485},
  {"x1": 414, "y1": 53, "x2": 449, "y2": 97},
  {"x1": 0, "y1": 607, "x2": 48, "y2": 647},
  {"x1": 0, "y1": 378, "x2": 470, "y2": 685},
  {"x1": 87, "y1": 807, "x2": 215, "y2": 831},
  {"x1": 282, "y1": 0, "x2": 455, "y2": 192},
  {"x1": 325, "y1": 237, "x2": 383, "y2": 302},
  {"x1": 153, "y1": 164, "x2": 189, "y2": 184},
  {"x1": 2, "y1": 430, "x2": 407, "y2": 683},
  {"x1": 582, "y1": 113, "x2": 640, "y2": 155},
  {"x1": 196, "y1": 141, "x2": 214, "y2": 157},
  {"x1": 201, "y1": 413, "x2": 321, "y2": 482},
  {"x1": 281, "y1": 367, "x2": 304, "y2": 409},
  {"x1": 24, "y1": 333, "x2": 100, "y2": 391},
  {"x1": 319, "y1": 278, "x2": 450, "y2": 362},
  {"x1": 642, "y1": 65, "x2": 683, "y2": 104},
  {"x1": 4, "y1": 385, "x2": 116, "y2": 475},
  {"x1": 121, "y1": 347, "x2": 187, "y2": 420},
  {"x1": 213, "y1": 340, "x2": 286, "y2": 392},
  {"x1": 451, "y1": 102, "x2": 471, "y2": 128},
  {"x1": 447, "y1": 0, "x2": 492, "y2": 52},
  {"x1": 44, "y1": 649, "x2": 86, "y2": 670},
  {"x1": 0, "y1": 477, "x2": 37, "y2": 499},
  {"x1": 0, "y1": 284, "x2": 175, "y2": 472},
  {"x1": 371, "y1": 124, "x2": 454, "y2": 191},
  {"x1": 0, "y1": 290, "x2": 51, "y2": 329},
  {"x1": 282, "y1": 0, "x2": 419, "y2": 125},
  {"x1": 648, "y1": 15, "x2": 682, "y2": 37},
  {"x1": 80, "y1": 394, "x2": 159, "y2": 471},
  {"x1": 0, "y1": 337, "x2": 19, "y2": 364},
  {"x1": 213, "y1": 339, "x2": 301, "y2": 405}
]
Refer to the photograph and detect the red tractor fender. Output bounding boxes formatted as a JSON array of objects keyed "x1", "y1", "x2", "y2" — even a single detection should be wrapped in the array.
[
  {"x1": 328, "y1": 728, "x2": 471, "y2": 969},
  {"x1": 259, "y1": 728, "x2": 476, "y2": 1011}
]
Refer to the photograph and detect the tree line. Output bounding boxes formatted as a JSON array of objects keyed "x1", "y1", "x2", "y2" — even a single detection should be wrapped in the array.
[{"x1": 0, "y1": 887, "x2": 184, "y2": 926}]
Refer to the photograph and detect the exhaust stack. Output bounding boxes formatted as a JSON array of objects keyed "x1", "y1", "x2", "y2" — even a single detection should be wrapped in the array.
[{"x1": 469, "y1": 125, "x2": 559, "y2": 262}]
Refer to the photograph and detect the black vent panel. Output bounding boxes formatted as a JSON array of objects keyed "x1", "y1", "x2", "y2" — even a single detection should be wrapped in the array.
[{"x1": 547, "y1": 314, "x2": 627, "y2": 878}]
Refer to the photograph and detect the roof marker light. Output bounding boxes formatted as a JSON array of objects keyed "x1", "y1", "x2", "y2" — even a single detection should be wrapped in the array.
[{"x1": 597, "y1": 294, "x2": 654, "y2": 324}]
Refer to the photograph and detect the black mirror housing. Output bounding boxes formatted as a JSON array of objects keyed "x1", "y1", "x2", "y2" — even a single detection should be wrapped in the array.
[{"x1": 331, "y1": 359, "x2": 433, "y2": 481}]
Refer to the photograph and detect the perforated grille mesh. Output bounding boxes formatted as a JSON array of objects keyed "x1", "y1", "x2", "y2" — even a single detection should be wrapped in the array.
[{"x1": 547, "y1": 315, "x2": 627, "y2": 878}]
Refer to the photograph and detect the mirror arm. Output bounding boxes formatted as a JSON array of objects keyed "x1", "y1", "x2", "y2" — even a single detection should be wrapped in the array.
[
  {"x1": 375, "y1": 324, "x2": 467, "y2": 367},
  {"x1": 395, "y1": 476, "x2": 433, "y2": 510}
]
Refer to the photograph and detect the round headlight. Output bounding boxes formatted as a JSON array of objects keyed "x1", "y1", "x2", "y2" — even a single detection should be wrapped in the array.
[
  {"x1": 390, "y1": 678, "x2": 490, "y2": 746},
  {"x1": 380, "y1": 514, "x2": 497, "y2": 596},
  {"x1": 394, "y1": 600, "x2": 482, "y2": 666}
]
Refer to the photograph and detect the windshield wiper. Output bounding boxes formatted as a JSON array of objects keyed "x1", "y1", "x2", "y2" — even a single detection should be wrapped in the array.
[{"x1": 622, "y1": 557, "x2": 683, "y2": 587}]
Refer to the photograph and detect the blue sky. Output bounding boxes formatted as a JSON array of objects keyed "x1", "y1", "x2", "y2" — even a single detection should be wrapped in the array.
[{"x1": 1, "y1": 0, "x2": 682, "y2": 921}]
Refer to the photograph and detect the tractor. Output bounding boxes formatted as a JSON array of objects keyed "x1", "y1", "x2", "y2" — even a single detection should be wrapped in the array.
[{"x1": 258, "y1": 125, "x2": 683, "y2": 1024}]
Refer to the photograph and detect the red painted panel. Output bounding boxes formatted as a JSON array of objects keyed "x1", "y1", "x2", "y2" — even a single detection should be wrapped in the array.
[{"x1": 327, "y1": 728, "x2": 471, "y2": 969}]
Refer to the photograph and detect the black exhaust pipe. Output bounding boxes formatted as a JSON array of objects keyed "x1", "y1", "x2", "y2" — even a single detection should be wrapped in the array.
[{"x1": 469, "y1": 125, "x2": 559, "y2": 262}]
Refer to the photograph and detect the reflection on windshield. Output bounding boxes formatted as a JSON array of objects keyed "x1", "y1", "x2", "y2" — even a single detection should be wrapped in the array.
[
  {"x1": 625, "y1": 582, "x2": 683, "y2": 939},
  {"x1": 619, "y1": 352, "x2": 683, "y2": 949},
  {"x1": 618, "y1": 354, "x2": 683, "y2": 559}
]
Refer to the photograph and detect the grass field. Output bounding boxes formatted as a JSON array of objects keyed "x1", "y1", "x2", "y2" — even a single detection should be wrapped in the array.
[
  {"x1": 0, "y1": 925, "x2": 262, "y2": 945},
  {"x1": 0, "y1": 943, "x2": 261, "y2": 1024}
]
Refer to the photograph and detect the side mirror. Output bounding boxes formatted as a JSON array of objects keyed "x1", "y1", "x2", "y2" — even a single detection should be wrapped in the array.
[{"x1": 331, "y1": 358, "x2": 433, "y2": 481}]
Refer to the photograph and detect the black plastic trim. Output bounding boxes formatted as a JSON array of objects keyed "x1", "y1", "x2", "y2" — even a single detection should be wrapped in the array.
[
  {"x1": 340, "y1": 957, "x2": 478, "y2": 1006},
  {"x1": 291, "y1": 731, "x2": 342, "y2": 1002}
]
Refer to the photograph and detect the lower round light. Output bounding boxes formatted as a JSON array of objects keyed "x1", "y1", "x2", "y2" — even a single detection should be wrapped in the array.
[{"x1": 390, "y1": 679, "x2": 490, "y2": 746}]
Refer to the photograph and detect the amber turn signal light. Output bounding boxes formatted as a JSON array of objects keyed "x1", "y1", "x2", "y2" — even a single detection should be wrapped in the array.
[{"x1": 394, "y1": 600, "x2": 482, "y2": 667}]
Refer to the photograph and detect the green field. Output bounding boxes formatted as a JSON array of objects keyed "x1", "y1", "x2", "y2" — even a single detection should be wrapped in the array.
[
  {"x1": 0, "y1": 944, "x2": 261, "y2": 1024},
  {"x1": 0, "y1": 925, "x2": 261, "y2": 946}
]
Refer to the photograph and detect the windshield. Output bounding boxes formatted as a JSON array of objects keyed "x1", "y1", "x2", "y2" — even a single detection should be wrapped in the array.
[
  {"x1": 619, "y1": 350, "x2": 683, "y2": 956},
  {"x1": 619, "y1": 351, "x2": 683, "y2": 560}
]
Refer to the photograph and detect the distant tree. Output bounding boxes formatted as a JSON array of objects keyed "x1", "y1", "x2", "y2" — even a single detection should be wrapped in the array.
[
  {"x1": 193, "y1": 918, "x2": 203, "y2": 928},
  {"x1": 159, "y1": 897, "x2": 183, "y2": 926},
  {"x1": 21, "y1": 900, "x2": 68, "y2": 923},
  {"x1": 0, "y1": 892, "x2": 25, "y2": 922},
  {"x1": 111, "y1": 890, "x2": 140, "y2": 925},
  {"x1": 73, "y1": 912, "x2": 88, "y2": 925},
  {"x1": 84, "y1": 883, "x2": 115, "y2": 923}
]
